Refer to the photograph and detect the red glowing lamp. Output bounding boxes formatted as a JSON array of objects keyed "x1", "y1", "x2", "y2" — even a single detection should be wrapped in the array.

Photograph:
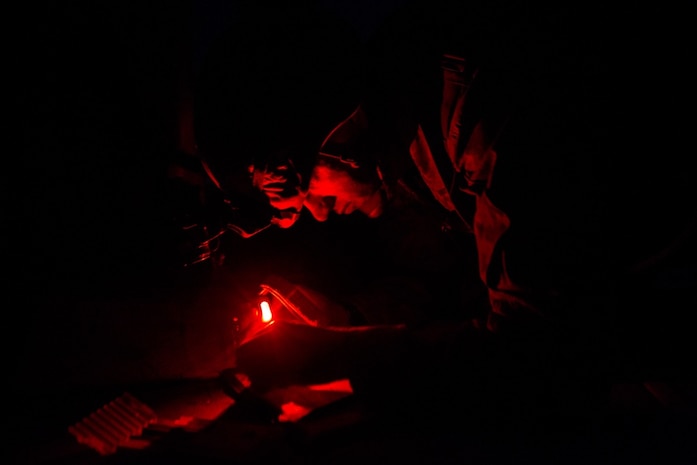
[{"x1": 259, "y1": 300, "x2": 273, "y2": 323}]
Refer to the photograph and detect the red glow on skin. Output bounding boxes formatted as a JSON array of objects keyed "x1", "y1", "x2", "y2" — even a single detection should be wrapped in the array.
[
  {"x1": 303, "y1": 164, "x2": 384, "y2": 221},
  {"x1": 260, "y1": 300, "x2": 273, "y2": 323}
]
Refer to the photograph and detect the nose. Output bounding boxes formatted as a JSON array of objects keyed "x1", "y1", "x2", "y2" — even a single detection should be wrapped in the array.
[{"x1": 303, "y1": 194, "x2": 334, "y2": 222}]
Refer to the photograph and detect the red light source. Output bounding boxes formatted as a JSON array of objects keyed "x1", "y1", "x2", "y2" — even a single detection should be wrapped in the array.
[{"x1": 259, "y1": 300, "x2": 273, "y2": 323}]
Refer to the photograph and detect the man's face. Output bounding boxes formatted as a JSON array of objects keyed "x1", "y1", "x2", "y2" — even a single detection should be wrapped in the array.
[
  {"x1": 250, "y1": 160, "x2": 305, "y2": 229},
  {"x1": 302, "y1": 104, "x2": 385, "y2": 222},
  {"x1": 302, "y1": 158, "x2": 385, "y2": 222}
]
